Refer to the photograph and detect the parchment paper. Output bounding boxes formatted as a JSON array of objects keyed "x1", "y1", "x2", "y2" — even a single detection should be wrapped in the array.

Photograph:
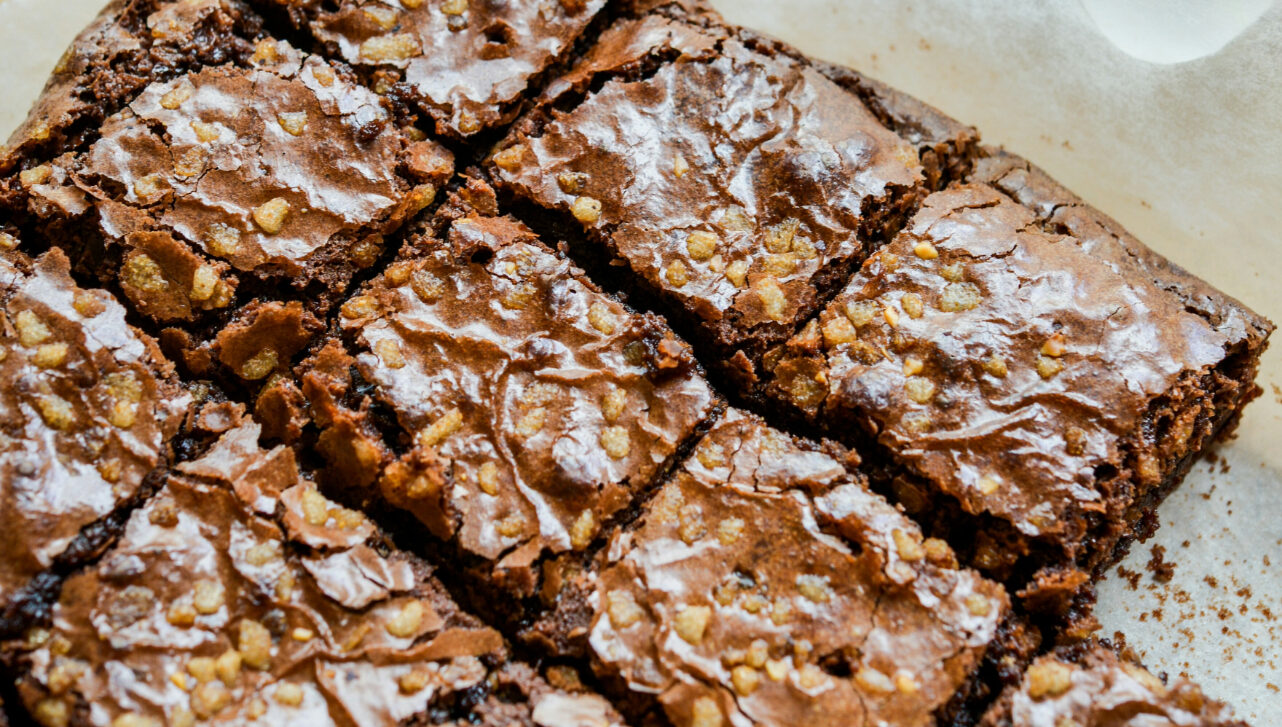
[{"x1": 0, "y1": 0, "x2": 1277, "y2": 719}]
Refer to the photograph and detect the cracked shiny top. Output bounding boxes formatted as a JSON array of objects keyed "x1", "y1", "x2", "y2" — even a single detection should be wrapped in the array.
[
  {"x1": 587, "y1": 409, "x2": 1008, "y2": 727},
  {"x1": 981, "y1": 646, "x2": 1244, "y2": 727},
  {"x1": 333, "y1": 207, "x2": 715, "y2": 592},
  {"x1": 766, "y1": 184, "x2": 1235, "y2": 544},
  {"x1": 31, "y1": 40, "x2": 449, "y2": 322},
  {"x1": 15, "y1": 422, "x2": 516, "y2": 727},
  {"x1": 2, "y1": 0, "x2": 261, "y2": 172},
  {"x1": 0, "y1": 247, "x2": 188, "y2": 602},
  {"x1": 490, "y1": 15, "x2": 924, "y2": 352},
  {"x1": 280, "y1": 0, "x2": 607, "y2": 138}
]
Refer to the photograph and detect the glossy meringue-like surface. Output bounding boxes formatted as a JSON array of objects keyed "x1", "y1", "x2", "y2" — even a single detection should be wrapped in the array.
[
  {"x1": 298, "y1": 0, "x2": 608, "y2": 138},
  {"x1": 337, "y1": 210, "x2": 715, "y2": 583},
  {"x1": 0, "y1": 248, "x2": 188, "y2": 603},
  {"x1": 15, "y1": 422, "x2": 510, "y2": 727},
  {"x1": 767, "y1": 184, "x2": 1236, "y2": 543},
  {"x1": 492, "y1": 15, "x2": 924, "y2": 351},
  {"x1": 981, "y1": 646, "x2": 1244, "y2": 727},
  {"x1": 587, "y1": 410, "x2": 1008, "y2": 727}
]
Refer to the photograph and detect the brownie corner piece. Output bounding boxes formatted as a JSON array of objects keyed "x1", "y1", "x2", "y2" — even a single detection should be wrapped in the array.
[
  {"x1": 251, "y1": 0, "x2": 610, "y2": 139},
  {"x1": 8, "y1": 418, "x2": 625, "y2": 727},
  {"x1": 529, "y1": 408, "x2": 1029, "y2": 727},
  {"x1": 980, "y1": 642, "x2": 1249, "y2": 727},
  {"x1": 300, "y1": 185, "x2": 718, "y2": 600},
  {"x1": 0, "y1": 244, "x2": 191, "y2": 634},
  {"x1": 763, "y1": 181, "x2": 1272, "y2": 611},
  {"x1": 2, "y1": 0, "x2": 265, "y2": 173},
  {"x1": 487, "y1": 10, "x2": 930, "y2": 381}
]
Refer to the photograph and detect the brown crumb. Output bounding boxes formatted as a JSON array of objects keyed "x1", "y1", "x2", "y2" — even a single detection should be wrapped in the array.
[{"x1": 1146, "y1": 545, "x2": 1176, "y2": 584}]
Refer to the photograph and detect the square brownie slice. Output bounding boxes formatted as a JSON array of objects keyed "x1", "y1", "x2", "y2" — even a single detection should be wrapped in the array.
[
  {"x1": 763, "y1": 183, "x2": 1272, "y2": 612},
  {"x1": 9, "y1": 36, "x2": 452, "y2": 389},
  {"x1": 250, "y1": 0, "x2": 609, "y2": 140},
  {"x1": 0, "y1": 245, "x2": 190, "y2": 634},
  {"x1": 8, "y1": 420, "x2": 626, "y2": 727},
  {"x1": 525, "y1": 408, "x2": 1030, "y2": 727},
  {"x1": 980, "y1": 643, "x2": 1248, "y2": 726},
  {"x1": 487, "y1": 8, "x2": 936, "y2": 385},
  {"x1": 300, "y1": 179, "x2": 717, "y2": 600}
]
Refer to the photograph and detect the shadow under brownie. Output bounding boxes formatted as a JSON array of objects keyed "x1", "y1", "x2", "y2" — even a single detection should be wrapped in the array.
[
  {"x1": 761, "y1": 180, "x2": 1271, "y2": 615},
  {"x1": 6, "y1": 419, "x2": 627, "y2": 727}
]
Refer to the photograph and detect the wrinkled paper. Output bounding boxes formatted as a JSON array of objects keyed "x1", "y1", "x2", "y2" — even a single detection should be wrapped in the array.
[{"x1": 1, "y1": 0, "x2": 1277, "y2": 718}]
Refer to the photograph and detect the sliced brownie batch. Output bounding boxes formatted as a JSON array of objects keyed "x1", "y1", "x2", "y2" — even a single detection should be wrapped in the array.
[{"x1": 0, "y1": 0, "x2": 1269, "y2": 726}]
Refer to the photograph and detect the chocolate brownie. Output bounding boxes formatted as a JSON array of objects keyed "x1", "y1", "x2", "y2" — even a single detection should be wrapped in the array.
[
  {"x1": 251, "y1": 0, "x2": 609, "y2": 140},
  {"x1": 8, "y1": 420, "x2": 626, "y2": 727},
  {"x1": 763, "y1": 183, "x2": 1272, "y2": 611},
  {"x1": 0, "y1": 0, "x2": 263, "y2": 174},
  {"x1": 488, "y1": 8, "x2": 934, "y2": 385},
  {"x1": 300, "y1": 180, "x2": 717, "y2": 600},
  {"x1": 9, "y1": 36, "x2": 451, "y2": 387},
  {"x1": 981, "y1": 644, "x2": 1248, "y2": 726},
  {"x1": 0, "y1": 245, "x2": 190, "y2": 634},
  {"x1": 526, "y1": 409, "x2": 1032, "y2": 727}
]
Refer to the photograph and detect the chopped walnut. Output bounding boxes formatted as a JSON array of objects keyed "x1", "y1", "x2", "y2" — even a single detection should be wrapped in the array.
[
  {"x1": 36, "y1": 395, "x2": 75, "y2": 431},
  {"x1": 363, "y1": 5, "x2": 401, "y2": 30},
  {"x1": 599, "y1": 425, "x2": 631, "y2": 460},
  {"x1": 719, "y1": 206, "x2": 754, "y2": 232},
  {"x1": 855, "y1": 666, "x2": 896, "y2": 695},
  {"x1": 411, "y1": 269, "x2": 446, "y2": 302},
  {"x1": 386, "y1": 601, "x2": 426, "y2": 638},
  {"x1": 215, "y1": 649, "x2": 241, "y2": 686},
  {"x1": 160, "y1": 83, "x2": 194, "y2": 110},
  {"x1": 901, "y1": 292, "x2": 924, "y2": 319},
  {"x1": 277, "y1": 112, "x2": 308, "y2": 137},
  {"x1": 191, "y1": 681, "x2": 232, "y2": 719},
  {"x1": 515, "y1": 407, "x2": 547, "y2": 439},
  {"x1": 569, "y1": 508, "x2": 596, "y2": 549},
  {"x1": 913, "y1": 241, "x2": 939, "y2": 259},
  {"x1": 495, "y1": 513, "x2": 526, "y2": 538},
  {"x1": 188, "y1": 264, "x2": 218, "y2": 303},
  {"x1": 191, "y1": 121, "x2": 221, "y2": 143},
  {"x1": 477, "y1": 462, "x2": 500, "y2": 496},
  {"x1": 341, "y1": 296, "x2": 379, "y2": 320},
  {"x1": 725, "y1": 260, "x2": 749, "y2": 288},
  {"x1": 587, "y1": 302, "x2": 617, "y2": 334},
  {"x1": 731, "y1": 665, "x2": 760, "y2": 696},
  {"x1": 15, "y1": 310, "x2": 52, "y2": 346},
  {"x1": 716, "y1": 517, "x2": 745, "y2": 545},
  {"x1": 1041, "y1": 332, "x2": 1068, "y2": 357},
  {"x1": 795, "y1": 574, "x2": 832, "y2": 603},
  {"x1": 606, "y1": 591, "x2": 644, "y2": 629},
  {"x1": 204, "y1": 223, "x2": 241, "y2": 258},
  {"x1": 904, "y1": 376, "x2": 936, "y2": 404},
  {"x1": 674, "y1": 605, "x2": 712, "y2": 644},
  {"x1": 982, "y1": 354, "x2": 1008, "y2": 378},
  {"x1": 361, "y1": 34, "x2": 420, "y2": 61},
  {"x1": 600, "y1": 387, "x2": 627, "y2": 422},
  {"x1": 690, "y1": 697, "x2": 722, "y2": 727},
  {"x1": 764, "y1": 659, "x2": 789, "y2": 682},
  {"x1": 1037, "y1": 355, "x2": 1065, "y2": 380},
  {"x1": 696, "y1": 441, "x2": 725, "y2": 469},
  {"x1": 754, "y1": 276, "x2": 788, "y2": 322},
  {"x1": 556, "y1": 172, "x2": 589, "y2": 194},
  {"x1": 672, "y1": 152, "x2": 690, "y2": 178},
  {"x1": 274, "y1": 682, "x2": 304, "y2": 707},
  {"x1": 502, "y1": 282, "x2": 537, "y2": 310},
  {"x1": 33, "y1": 699, "x2": 69, "y2": 727},
  {"x1": 939, "y1": 282, "x2": 981, "y2": 312},
  {"x1": 770, "y1": 597, "x2": 792, "y2": 625},
  {"x1": 252, "y1": 198, "x2": 292, "y2": 235},
  {"x1": 965, "y1": 593, "x2": 992, "y2": 616},
  {"x1": 240, "y1": 348, "x2": 278, "y2": 381},
  {"x1": 844, "y1": 299, "x2": 878, "y2": 327},
  {"x1": 374, "y1": 338, "x2": 406, "y2": 369},
  {"x1": 940, "y1": 262, "x2": 965, "y2": 282},
  {"x1": 665, "y1": 260, "x2": 690, "y2": 288},
  {"x1": 238, "y1": 619, "x2": 273, "y2": 670},
  {"x1": 745, "y1": 639, "x2": 769, "y2": 669},
  {"x1": 1026, "y1": 659, "x2": 1074, "y2": 699},
  {"x1": 902, "y1": 356, "x2": 924, "y2": 377},
  {"x1": 686, "y1": 231, "x2": 718, "y2": 261},
  {"x1": 764, "y1": 219, "x2": 800, "y2": 254},
  {"x1": 420, "y1": 408, "x2": 463, "y2": 447},
  {"x1": 19, "y1": 165, "x2": 52, "y2": 187},
  {"x1": 678, "y1": 504, "x2": 706, "y2": 544},
  {"x1": 399, "y1": 668, "x2": 432, "y2": 695},
  {"x1": 492, "y1": 144, "x2": 526, "y2": 172},
  {"x1": 892, "y1": 529, "x2": 925, "y2": 561},
  {"x1": 977, "y1": 476, "x2": 1002, "y2": 495},
  {"x1": 33, "y1": 343, "x2": 68, "y2": 369},
  {"x1": 192, "y1": 580, "x2": 225, "y2": 615},
  {"x1": 571, "y1": 196, "x2": 602, "y2": 224}
]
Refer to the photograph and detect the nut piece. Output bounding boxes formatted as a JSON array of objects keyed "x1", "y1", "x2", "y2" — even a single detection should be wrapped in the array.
[
  {"x1": 36, "y1": 395, "x2": 75, "y2": 431},
  {"x1": 965, "y1": 593, "x2": 992, "y2": 616},
  {"x1": 1037, "y1": 355, "x2": 1065, "y2": 380},
  {"x1": 1041, "y1": 332, "x2": 1067, "y2": 357},
  {"x1": 587, "y1": 302, "x2": 617, "y2": 334},
  {"x1": 253, "y1": 198, "x2": 292, "y2": 235},
  {"x1": 754, "y1": 277, "x2": 788, "y2": 322},
  {"x1": 33, "y1": 343, "x2": 68, "y2": 369},
  {"x1": 855, "y1": 666, "x2": 896, "y2": 695},
  {"x1": 277, "y1": 112, "x2": 308, "y2": 136},
  {"x1": 385, "y1": 600, "x2": 425, "y2": 638},
  {"x1": 892, "y1": 529, "x2": 925, "y2": 561},
  {"x1": 361, "y1": 34, "x2": 420, "y2": 62},
  {"x1": 478, "y1": 462, "x2": 500, "y2": 496},
  {"x1": 238, "y1": 619, "x2": 273, "y2": 670},
  {"x1": 191, "y1": 682, "x2": 232, "y2": 719},
  {"x1": 913, "y1": 241, "x2": 939, "y2": 259},
  {"x1": 939, "y1": 282, "x2": 982, "y2": 312},
  {"x1": 205, "y1": 223, "x2": 241, "y2": 258},
  {"x1": 607, "y1": 590, "x2": 644, "y2": 629},
  {"x1": 600, "y1": 426, "x2": 631, "y2": 459},
  {"x1": 731, "y1": 665, "x2": 760, "y2": 696},
  {"x1": 725, "y1": 260, "x2": 749, "y2": 288},
  {"x1": 571, "y1": 196, "x2": 602, "y2": 224},
  {"x1": 983, "y1": 354, "x2": 1008, "y2": 378},
  {"x1": 665, "y1": 260, "x2": 690, "y2": 288},
  {"x1": 674, "y1": 605, "x2": 712, "y2": 644},
  {"x1": 240, "y1": 348, "x2": 278, "y2": 381},
  {"x1": 716, "y1": 517, "x2": 745, "y2": 545},
  {"x1": 796, "y1": 574, "x2": 831, "y2": 603},
  {"x1": 569, "y1": 509, "x2": 596, "y2": 549},
  {"x1": 690, "y1": 697, "x2": 723, "y2": 727},
  {"x1": 420, "y1": 408, "x2": 463, "y2": 447},
  {"x1": 399, "y1": 668, "x2": 432, "y2": 695},
  {"x1": 192, "y1": 580, "x2": 225, "y2": 614},
  {"x1": 492, "y1": 144, "x2": 526, "y2": 172},
  {"x1": 1026, "y1": 659, "x2": 1075, "y2": 700},
  {"x1": 686, "y1": 231, "x2": 718, "y2": 261},
  {"x1": 274, "y1": 682, "x2": 304, "y2": 707},
  {"x1": 904, "y1": 377, "x2": 936, "y2": 404},
  {"x1": 16, "y1": 310, "x2": 53, "y2": 346}
]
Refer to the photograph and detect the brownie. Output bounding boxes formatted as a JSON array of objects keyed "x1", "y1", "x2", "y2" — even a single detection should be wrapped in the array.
[
  {"x1": 981, "y1": 644, "x2": 1248, "y2": 726},
  {"x1": 9, "y1": 36, "x2": 451, "y2": 387},
  {"x1": 251, "y1": 0, "x2": 609, "y2": 140},
  {"x1": 0, "y1": 245, "x2": 190, "y2": 634},
  {"x1": 300, "y1": 180, "x2": 717, "y2": 599},
  {"x1": 527, "y1": 408, "x2": 1029, "y2": 727},
  {"x1": 8, "y1": 420, "x2": 626, "y2": 727},
  {"x1": 762, "y1": 183, "x2": 1273, "y2": 611},
  {"x1": 0, "y1": 0, "x2": 264, "y2": 174},
  {"x1": 487, "y1": 8, "x2": 934, "y2": 384}
]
